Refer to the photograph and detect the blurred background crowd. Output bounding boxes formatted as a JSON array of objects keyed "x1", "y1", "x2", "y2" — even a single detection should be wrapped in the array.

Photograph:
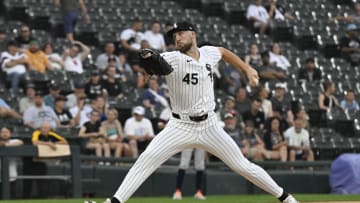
[{"x1": 1, "y1": 0, "x2": 360, "y2": 166}]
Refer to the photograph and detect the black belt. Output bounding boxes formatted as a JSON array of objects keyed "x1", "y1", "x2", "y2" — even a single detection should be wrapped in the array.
[{"x1": 172, "y1": 112, "x2": 208, "y2": 122}]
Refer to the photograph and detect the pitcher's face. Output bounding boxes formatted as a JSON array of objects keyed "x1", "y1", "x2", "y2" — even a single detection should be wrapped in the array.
[{"x1": 174, "y1": 31, "x2": 194, "y2": 53}]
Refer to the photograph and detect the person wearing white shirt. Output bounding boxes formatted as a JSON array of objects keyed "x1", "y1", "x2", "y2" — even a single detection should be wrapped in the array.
[
  {"x1": 246, "y1": 0, "x2": 270, "y2": 34},
  {"x1": 69, "y1": 96, "x2": 93, "y2": 127},
  {"x1": 124, "y1": 106, "x2": 154, "y2": 158},
  {"x1": 0, "y1": 127, "x2": 24, "y2": 196},
  {"x1": 23, "y1": 92, "x2": 60, "y2": 129},
  {"x1": 43, "y1": 43, "x2": 64, "y2": 70},
  {"x1": 266, "y1": 0, "x2": 295, "y2": 21},
  {"x1": 284, "y1": 118, "x2": 314, "y2": 162},
  {"x1": 269, "y1": 43, "x2": 290, "y2": 72},
  {"x1": 1, "y1": 41, "x2": 27, "y2": 93},
  {"x1": 63, "y1": 41, "x2": 90, "y2": 74},
  {"x1": 95, "y1": 42, "x2": 121, "y2": 72},
  {"x1": 120, "y1": 20, "x2": 145, "y2": 51},
  {"x1": 144, "y1": 21, "x2": 166, "y2": 51},
  {"x1": 257, "y1": 86, "x2": 273, "y2": 119}
]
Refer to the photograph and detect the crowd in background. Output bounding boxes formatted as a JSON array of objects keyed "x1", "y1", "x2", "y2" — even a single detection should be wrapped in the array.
[{"x1": 1, "y1": 0, "x2": 360, "y2": 167}]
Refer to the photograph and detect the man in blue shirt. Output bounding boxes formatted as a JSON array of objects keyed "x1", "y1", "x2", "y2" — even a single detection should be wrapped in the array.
[{"x1": 340, "y1": 90, "x2": 359, "y2": 112}]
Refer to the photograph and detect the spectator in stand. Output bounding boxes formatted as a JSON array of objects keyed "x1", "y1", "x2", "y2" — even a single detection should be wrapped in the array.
[
  {"x1": 31, "y1": 121, "x2": 68, "y2": 146},
  {"x1": 119, "y1": 19, "x2": 144, "y2": 53},
  {"x1": 63, "y1": 41, "x2": 90, "y2": 74},
  {"x1": 332, "y1": 3, "x2": 360, "y2": 23},
  {"x1": 54, "y1": 96, "x2": 75, "y2": 127},
  {"x1": 0, "y1": 127, "x2": 23, "y2": 197},
  {"x1": 66, "y1": 81, "x2": 86, "y2": 109},
  {"x1": 0, "y1": 98, "x2": 22, "y2": 119},
  {"x1": 295, "y1": 108, "x2": 310, "y2": 130},
  {"x1": 220, "y1": 96, "x2": 243, "y2": 127},
  {"x1": 43, "y1": 42, "x2": 64, "y2": 70},
  {"x1": 120, "y1": 19, "x2": 144, "y2": 64},
  {"x1": 271, "y1": 82, "x2": 293, "y2": 122},
  {"x1": 340, "y1": 89, "x2": 359, "y2": 112},
  {"x1": 241, "y1": 121, "x2": 268, "y2": 161},
  {"x1": 15, "y1": 24, "x2": 36, "y2": 50},
  {"x1": 95, "y1": 42, "x2": 121, "y2": 72},
  {"x1": 142, "y1": 76, "x2": 169, "y2": 113},
  {"x1": 85, "y1": 70, "x2": 103, "y2": 100},
  {"x1": 19, "y1": 84, "x2": 36, "y2": 114},
  {"x1": 43, "y1": 83, "x2": 61, "y2": 109},
  {"x1": 246, "y1": 0, "x2": 270, "y2": 34},
  {"x1": 70, "y1": 95, "x2": 92, "y2": 127},
  {"x1": 24, "y1": 121, "x2": 67, "y2": 198},
  {"x1": 25, "y1": 40, "x2": 52, "y2": 73},
  {"x1": 140, "y1": 40, "x2": 151, "y2": 50},
  {"x1": 107, "y1": 57, "x2": 123, "y2": 79},
  {"x1": 256, "y1": 51, "x2": 286, "y2": 84},
  {"x1": 0, "y1": 40, "x2": 27, "y2": 93},
  {"x1": 245, "y1": 43, "x2": 262, "y2": 68},
  {"x1": 92, "y1": 96, "x2": 107, "y2": 122},
  {"x1": 118, "y1": 53, "x2": 134, "y2": 77},
  {"x1": 101, "y1": 108, "x2": 131, "y2": 159},
  {"x1": 318, "y1": 81, "x2": 340, "y2": 112},
  {"x1": 340, "y1": 24, "x2": 360, "y2": 65},
  {"x1": 242, "y1": 98, "x2": 265, "y2": 130},
  {"x1": 79, "y1": 110, "x2": 110, "y2": 164},
  {"x1": 144, "y1": 21, "x2": 166, "y2": 51},
  {"x1": 263, "y1": 117, "x2": 287, "y2": 162},
  {"x1": 235, "y1": 87, "x2": 252, "y2": 115},
  {"x1": 53, "y1": 0, "x2": 90, "y2": 41},
  {"x1": 124, "y1": 106, "x2": 154, "y2": 158},
  {"x1": 223, "y1": 112, "x2": 243, "y2": 147},
  {"x1": 101, "y1": 66, "x2": 123, "y2": 98},
  {"x1": 266, "y1": 0, "x2": 295, "y2": 21},
  {"x1": 222, "y1": 64, "x2": 245, "y2": 95},
  {"x1": 23, "y1": 92, "x2": 60, "y2": 129},
  {"x1": 269, "y1": 43, "x2": 290, "y2": 72},
  {"x1": 284, "y1": 118, "x2": 314, "y2": 162},
  {"x1": 268, "y1": 106, "x2": 290, "y2": 134},
  {"x1": 257, "y1": 86, "x2": 273, "y2": 119},
  {"x1": 298, "y1": 57, "x2": 322, "y2": 84},
  {"x1": 163, "y1": 22, "x2": 175, "y2": 50}
]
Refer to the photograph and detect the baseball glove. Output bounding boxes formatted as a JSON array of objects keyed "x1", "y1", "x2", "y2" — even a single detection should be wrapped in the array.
[{"x1": 139, "y1": 48, "x2": 173, "y2": 75}]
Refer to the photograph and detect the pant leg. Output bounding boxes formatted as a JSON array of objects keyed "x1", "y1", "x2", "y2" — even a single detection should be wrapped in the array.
[
  {"x1": 7, "y1": 72, "x2": 23, "y2": 93},
  {"x1": 114, "y1": 120, "x2": 196, "y2": 203},
  {"x1": 198, "y1": 122, "x2": 284, "y2": 198},
  {"x1": 179, "y1": 148, "x2": 193, "y2": 170},
  {"x1": 63, "y1": 11, "x2": 80, "y2": 34},
  {"x1": 194, "y1": 148, "x2": 205, "y2": 170}
]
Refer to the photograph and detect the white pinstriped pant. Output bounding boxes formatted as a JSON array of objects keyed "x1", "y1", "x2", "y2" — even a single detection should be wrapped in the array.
[
  {"x1": 179, "y1": 148, "x2": 205, "y2": 170},
  {"x1": 114, "y1": 112, "x2": 283, "y2": 203}
]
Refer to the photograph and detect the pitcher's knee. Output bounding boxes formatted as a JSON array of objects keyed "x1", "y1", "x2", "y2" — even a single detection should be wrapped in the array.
[
  {"x1": 138, "y1": 150, "x2": 160, "y2": 161},
  {"x1": 232, "y1": 160, "x2": 259, "y2": 176}
]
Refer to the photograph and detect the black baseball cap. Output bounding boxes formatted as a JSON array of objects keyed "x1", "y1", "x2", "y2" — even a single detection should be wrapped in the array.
[
  {"x1": 55, "y1": 95, "x2": 67, "y2": 103},
  {"x1": 91, "y1": 70, "x2": 100, "y2": 76},
  {"x1": 74, "y1": 82, "x2": 85, "y2": 89},
  {"x1": 50, "y1": 83, "x2": 60, "y2": 90},
  {"x1": 6, "y1": 40, "x2": 19, "y2": 48},
  {"x1": 166, "y1": 21, "x2": 196, "y2": 38}
]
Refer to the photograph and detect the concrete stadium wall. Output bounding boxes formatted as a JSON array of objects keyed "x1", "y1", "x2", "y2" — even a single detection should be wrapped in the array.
[{"x1": 12, "y1": 164, "x2": 330, "y2": 198}]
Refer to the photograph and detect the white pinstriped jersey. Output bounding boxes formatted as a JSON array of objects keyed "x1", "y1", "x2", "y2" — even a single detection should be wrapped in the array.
[{"x1": 161, "y1": 46, "x2": 222, "y2": 116}]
